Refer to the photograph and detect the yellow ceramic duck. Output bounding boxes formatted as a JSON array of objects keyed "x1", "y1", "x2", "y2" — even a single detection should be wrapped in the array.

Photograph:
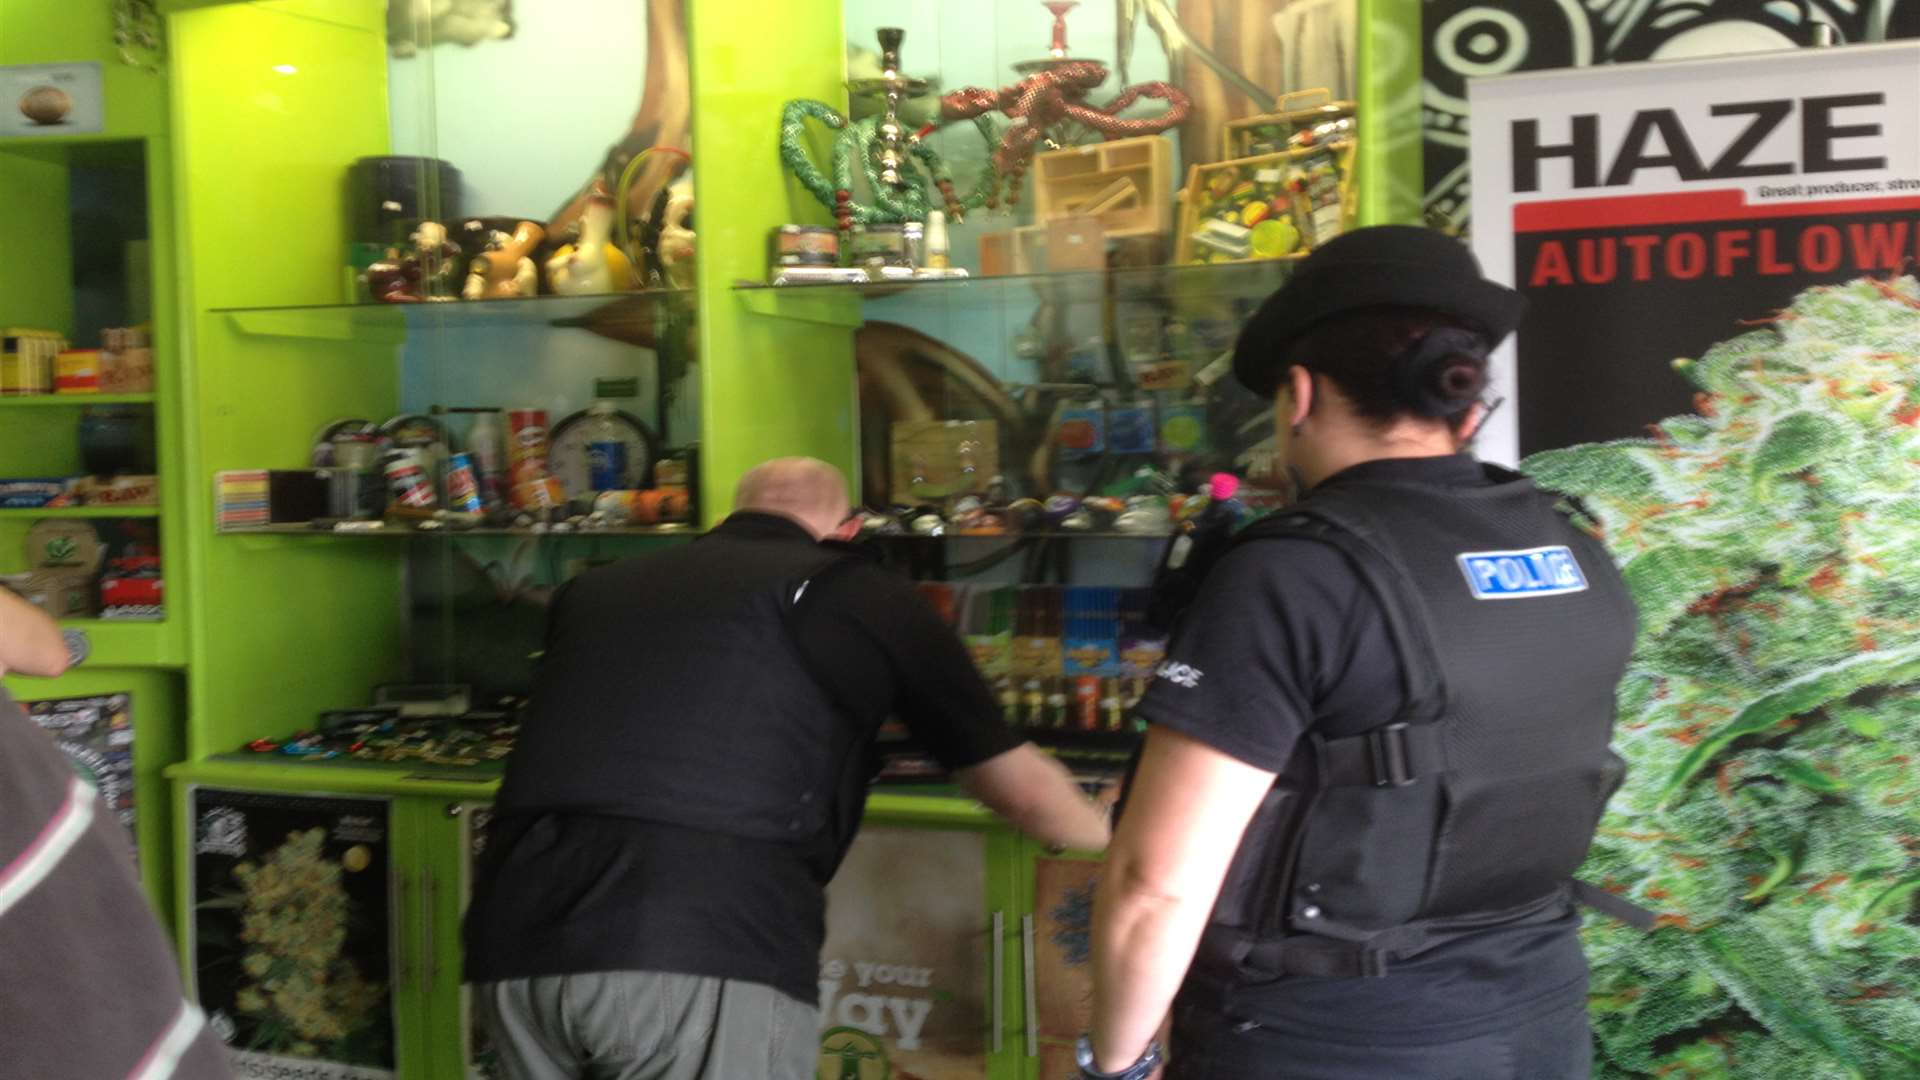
[{"x1": 546, "y1": 186, "x2": 637, "y2": 296}]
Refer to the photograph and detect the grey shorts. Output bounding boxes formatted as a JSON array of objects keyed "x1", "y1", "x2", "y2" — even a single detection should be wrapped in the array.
[{"x1": 476, "y1": 970, "x2": 819, "y2": 1080}]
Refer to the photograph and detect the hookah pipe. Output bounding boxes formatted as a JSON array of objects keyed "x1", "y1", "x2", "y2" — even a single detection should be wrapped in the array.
[{"x1": 781, "y1": 27, "x2": 999, "y2": 230}]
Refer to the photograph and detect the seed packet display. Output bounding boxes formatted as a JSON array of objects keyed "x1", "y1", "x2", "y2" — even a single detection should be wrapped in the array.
[{"x1": 191, "y1": 788, "x2": 397, "y2": 1080}]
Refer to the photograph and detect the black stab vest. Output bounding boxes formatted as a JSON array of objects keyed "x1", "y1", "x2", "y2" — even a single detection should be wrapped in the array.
[
  {"x1": 1194, "y1": 465, "x2": 1643, "y2": 987},
  {"x1": 494, "y1": 530, "x2": 868, "y2": 863}
]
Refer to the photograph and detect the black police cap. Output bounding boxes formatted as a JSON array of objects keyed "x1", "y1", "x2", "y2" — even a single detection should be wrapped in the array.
[{"x1": 1231, "y1": 225, "x2": 1528, "y2": 398}]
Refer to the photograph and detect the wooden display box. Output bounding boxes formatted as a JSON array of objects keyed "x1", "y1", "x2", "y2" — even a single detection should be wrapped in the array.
[
  {"x1": 1031, "y1": 135, "x2": 1173, "y2": 240},
  {"x1": 1220, "y1": 88, "x2": 1355, "y2": 159},
  {"x1": 1175, "y1": 141, "x2": 1354, "y2": 266}
]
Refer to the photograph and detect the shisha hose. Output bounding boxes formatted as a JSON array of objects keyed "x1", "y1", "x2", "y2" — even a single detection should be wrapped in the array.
[
  {"x1": 781, "y1": 99, "x2": 998, "y2": 227},
  {"x1": 941, "y1": 62, "x2": 1191, "y2": 205}
]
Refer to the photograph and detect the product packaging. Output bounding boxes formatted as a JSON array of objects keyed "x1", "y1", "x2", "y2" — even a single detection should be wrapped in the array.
[
  {"x1": 0, "y1": 479, "x2": 74, "y2": 508},
  {"x1": 54, "y1": 349, "x2": 101, "y2": 394}
]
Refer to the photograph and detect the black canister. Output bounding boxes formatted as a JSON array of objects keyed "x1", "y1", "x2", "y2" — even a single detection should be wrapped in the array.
[{"x1": 346, "y1": 156, "x2": 464, "y2": 246}]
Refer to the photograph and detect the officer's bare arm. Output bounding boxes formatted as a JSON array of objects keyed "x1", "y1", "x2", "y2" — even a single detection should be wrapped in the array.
[
  {"x1": 0, "y1": 587, "x2": 69, "y2": 678},
  {"x1": 955, "y1": 743, "x2": 1112, "y2": 853},
  {"x1": 1086, "y1": 726, "x2": 1274, "y2": 1073}
]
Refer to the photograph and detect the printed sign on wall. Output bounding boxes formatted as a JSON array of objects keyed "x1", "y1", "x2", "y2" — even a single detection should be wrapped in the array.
[
  {"x1": 1470, "y1": 42, "x2": 1920, "y2": 460},
  {"x1": 1470, "y1": 45, "x2": 1920, "y2": 1079},
  {"x1": 22, "y1": 692, "x2": 135, "y2": 852},
  {"x1": 818, "y1": 826, "x2": 989, "y2": 1079},
  {"x1": 191, "y1": 788, "x2": 397, "y2": 1080},
  {"x1": 2, "y1": 62, "x2": 103, "y2": 137}
]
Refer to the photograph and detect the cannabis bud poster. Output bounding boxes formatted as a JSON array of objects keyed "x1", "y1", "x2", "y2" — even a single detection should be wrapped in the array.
[
  {"x1": 190, "y1": 788, "x2": 397, "y2": 1079},
  {"x1": 1472, "y1": 44, "x2": 1920, "y2": 1077}
]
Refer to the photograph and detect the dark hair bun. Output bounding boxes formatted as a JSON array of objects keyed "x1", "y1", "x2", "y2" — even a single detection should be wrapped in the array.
[{"x1": 1394, "y1": 328, "x2": 1488, "y2": 417}]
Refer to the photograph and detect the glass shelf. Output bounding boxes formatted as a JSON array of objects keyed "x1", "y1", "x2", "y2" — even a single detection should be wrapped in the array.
[
  {"x1": 0, "y1": 506, "x2": 159, "y2": 519},
  {"x1": 0, "y1": 393, "x2": 156, "y2": 407},
  {"x1": 734, "y1": 257, "x2": 1300, "y2": 321},
  {"x1": 210, "y1": 288, "x2": 694, "y2": 342},
  {"x1": 222, "y1": 522, "x2": 699, "y2": 539}
]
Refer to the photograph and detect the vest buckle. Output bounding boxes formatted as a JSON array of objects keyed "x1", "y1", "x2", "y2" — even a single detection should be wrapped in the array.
[{"x1": 1367, "y1": 723, "x2": 1417, "y2": 787}]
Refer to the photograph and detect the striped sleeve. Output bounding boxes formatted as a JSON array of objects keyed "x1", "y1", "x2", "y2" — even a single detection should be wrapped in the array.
[{"x1": 0, "y1": 702, "x2": 233, "y2": 1079}]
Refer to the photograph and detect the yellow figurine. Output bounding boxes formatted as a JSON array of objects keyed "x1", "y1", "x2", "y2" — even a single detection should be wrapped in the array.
[{"x1": 545, "y1": 187, "x2": 637, "y2": 296}]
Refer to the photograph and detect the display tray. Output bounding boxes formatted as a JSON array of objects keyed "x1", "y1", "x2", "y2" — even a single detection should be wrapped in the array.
[
  {"x1": 209, "y1": 288, "x2": 693, "y2": 341},
  {"x1": 208, "y1": 751, "x2": 506, "y2": 781},
  {"x1": 735, "y1": 257, "x2": 1299, "y2": 310}
]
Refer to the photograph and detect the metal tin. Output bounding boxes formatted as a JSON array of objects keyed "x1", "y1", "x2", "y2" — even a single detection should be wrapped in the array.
[
  {"x1": 384, "y1": 450, "x2": 437, "y2": 509},
  {"x1": 507, "y1": 408, "x2": 550, "y2": 487},
  {"x1": 849, "y1": 223, "x2": 912, "y2": 270},
  {"x1": 511, "y1": 476, "x2": 566, "y2": 511},
  {"x1": 446, "y1": 452, "x2": 482, "y2": 512},
  {"x1": 770, "y1": 225, "x2": 839, "y2": 268}
]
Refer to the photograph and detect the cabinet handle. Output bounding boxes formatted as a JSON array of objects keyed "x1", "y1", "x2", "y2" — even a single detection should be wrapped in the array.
[
  {"x1": 422, "y1": 868, "x2": 439, "y2": 989},
  {"x1": 1021, "y1": 914, "x2": 1038, "y2": 1059},
  {"x1": 393, "y1": 871, "x2": 413, "y2": 989},
  {"x1": 444, "y1": 803, "x2": 464, "y2": 818},
  {"x1": 991, "y1": 910, "x2": 1005, "y2": 1055}
]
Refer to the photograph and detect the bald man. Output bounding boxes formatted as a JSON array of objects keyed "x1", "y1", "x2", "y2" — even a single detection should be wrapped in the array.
[{"x1": 466, "y1": 458, "x2": 1110, "y2": 1080}]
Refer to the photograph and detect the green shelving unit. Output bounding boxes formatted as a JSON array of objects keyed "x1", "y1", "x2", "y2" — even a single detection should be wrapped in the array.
[{"x1": 1, "y1": 0, "x2": 187, "y2": 916}]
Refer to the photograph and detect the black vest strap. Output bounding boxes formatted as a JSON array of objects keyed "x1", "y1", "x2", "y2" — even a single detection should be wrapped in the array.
[
  {"x1": 1316, "y1": 722, "x2": 1448, "y2": 788},
  {"x1": 1571, "y1": 879, "x2": 1658, "y2": 931}
]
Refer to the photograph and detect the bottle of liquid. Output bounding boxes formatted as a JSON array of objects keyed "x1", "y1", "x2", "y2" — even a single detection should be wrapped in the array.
[
  {"x1": 583, "y1": 402, "x2": 629, "y2": 492},
  {"x1": 466, "y1": 409, "x2": 506, "y2": 509}
]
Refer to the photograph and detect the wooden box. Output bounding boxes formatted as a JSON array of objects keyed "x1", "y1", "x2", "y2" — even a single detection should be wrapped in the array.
[
  {"x1": 1174, "y1": 140, "x2": 1355, "y2": 266},
  {"x1": 1031, "y1": 135, "x2": 1173, "y2": 240},
  {"x1": 1220, "y1": 88, "x2": 1355, "y2": 160}
]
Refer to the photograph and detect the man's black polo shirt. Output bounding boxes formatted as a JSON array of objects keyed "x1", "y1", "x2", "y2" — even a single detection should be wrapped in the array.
[{"x1": 463, "y1": 513, "x2": 1021, "y2": 1005}]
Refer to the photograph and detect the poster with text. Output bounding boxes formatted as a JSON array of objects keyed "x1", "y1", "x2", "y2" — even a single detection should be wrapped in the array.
[
  {"x1": 1470, "y1": 42, "x2": 1920, "y2": 462},
  {"x1": 818, "y1": 827, "x2": 988, "y2": 1079},
  {"x1": 191, "y1": 788, "x2": 396, "y2": 1080},
  {"x1": 23, "y1": 692, "x2": 135, "y2": 852},
  {"x1": 1470, "y1": 45, "x2": 1920, "y2": 1078}
]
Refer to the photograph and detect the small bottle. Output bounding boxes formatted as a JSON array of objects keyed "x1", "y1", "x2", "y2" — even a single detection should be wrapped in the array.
[
  {"x1": 583, "y1": 402, "x2": 628, "y2": 492},
  {"x1": 923, "y1": 210, "x2": 951, "y2": 270},
  {"x1": 1101, "y1": 679, "x2": 1125, "y2": 732},
  {"x1": 1046, "y1": 679, "x2": 1070, "y2": 730},
  {"x1": 996, "y1": 678, "x2": 1021, "y2": 726},
  {"x1": 1023, "y1": 679, "x2": 1047, "y2": 728}
]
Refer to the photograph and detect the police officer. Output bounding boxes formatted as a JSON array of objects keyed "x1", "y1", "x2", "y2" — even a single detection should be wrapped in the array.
[
  {"x1": 1076, "y1": 227, "x2": 1644, "y2": 1080},
  {"x1": 466, "y1": 458, "x2": 1110, "y2": 1080}
]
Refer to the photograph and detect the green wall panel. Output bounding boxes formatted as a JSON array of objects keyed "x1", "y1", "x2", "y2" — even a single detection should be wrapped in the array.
[
  {"x1": 170, "y1": 0, "x2": 404, "y2": 756},
  {"x1": 690, "y1": 0, "x2": 859, "y2": 520}
]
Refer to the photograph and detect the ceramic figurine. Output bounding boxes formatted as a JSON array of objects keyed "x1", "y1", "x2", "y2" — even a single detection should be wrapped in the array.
[
  {"x1": 546, "y1": 186, "x2": 637, "y2": 296},
  {"x1": 410, "y1": 220, "x2": 465, "y2": 299},
  {"x1": 655, "y1": 184, "x2": 696, "y2": 290},
  {"x1": 366, "y1": 245, "x2": 423, "y2": 303},
  {"x1": 464, "y1": 220, "x2": 545, "y2": 300}
]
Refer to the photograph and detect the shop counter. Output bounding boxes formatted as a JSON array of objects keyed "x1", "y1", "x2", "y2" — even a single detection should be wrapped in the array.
[{"x1": 166, "y1": 757, "x2": 1098, "y2": 1079}]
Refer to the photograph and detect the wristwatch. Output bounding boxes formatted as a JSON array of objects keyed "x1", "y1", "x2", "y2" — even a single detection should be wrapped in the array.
[{"x1": 1074, "y1": 1035, "x2": 1163, "y2": 1080}]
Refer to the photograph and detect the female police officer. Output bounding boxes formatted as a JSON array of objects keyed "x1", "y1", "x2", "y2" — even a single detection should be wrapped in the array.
[{"x1": 1074, "y1": 226, "x2": 1643, "y2": 1080}]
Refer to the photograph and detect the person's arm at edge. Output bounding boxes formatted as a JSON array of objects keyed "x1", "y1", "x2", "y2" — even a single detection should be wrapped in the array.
[
  {"x1": 1087, "y1": 725, "x2": 1275, "y2": 1072},
  {"x1": 0, "y1": 587, "x2": 69, "y2": 678},
  {"x1": 955, "y1": 743, "x2": 1111, "y2": 852}
]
